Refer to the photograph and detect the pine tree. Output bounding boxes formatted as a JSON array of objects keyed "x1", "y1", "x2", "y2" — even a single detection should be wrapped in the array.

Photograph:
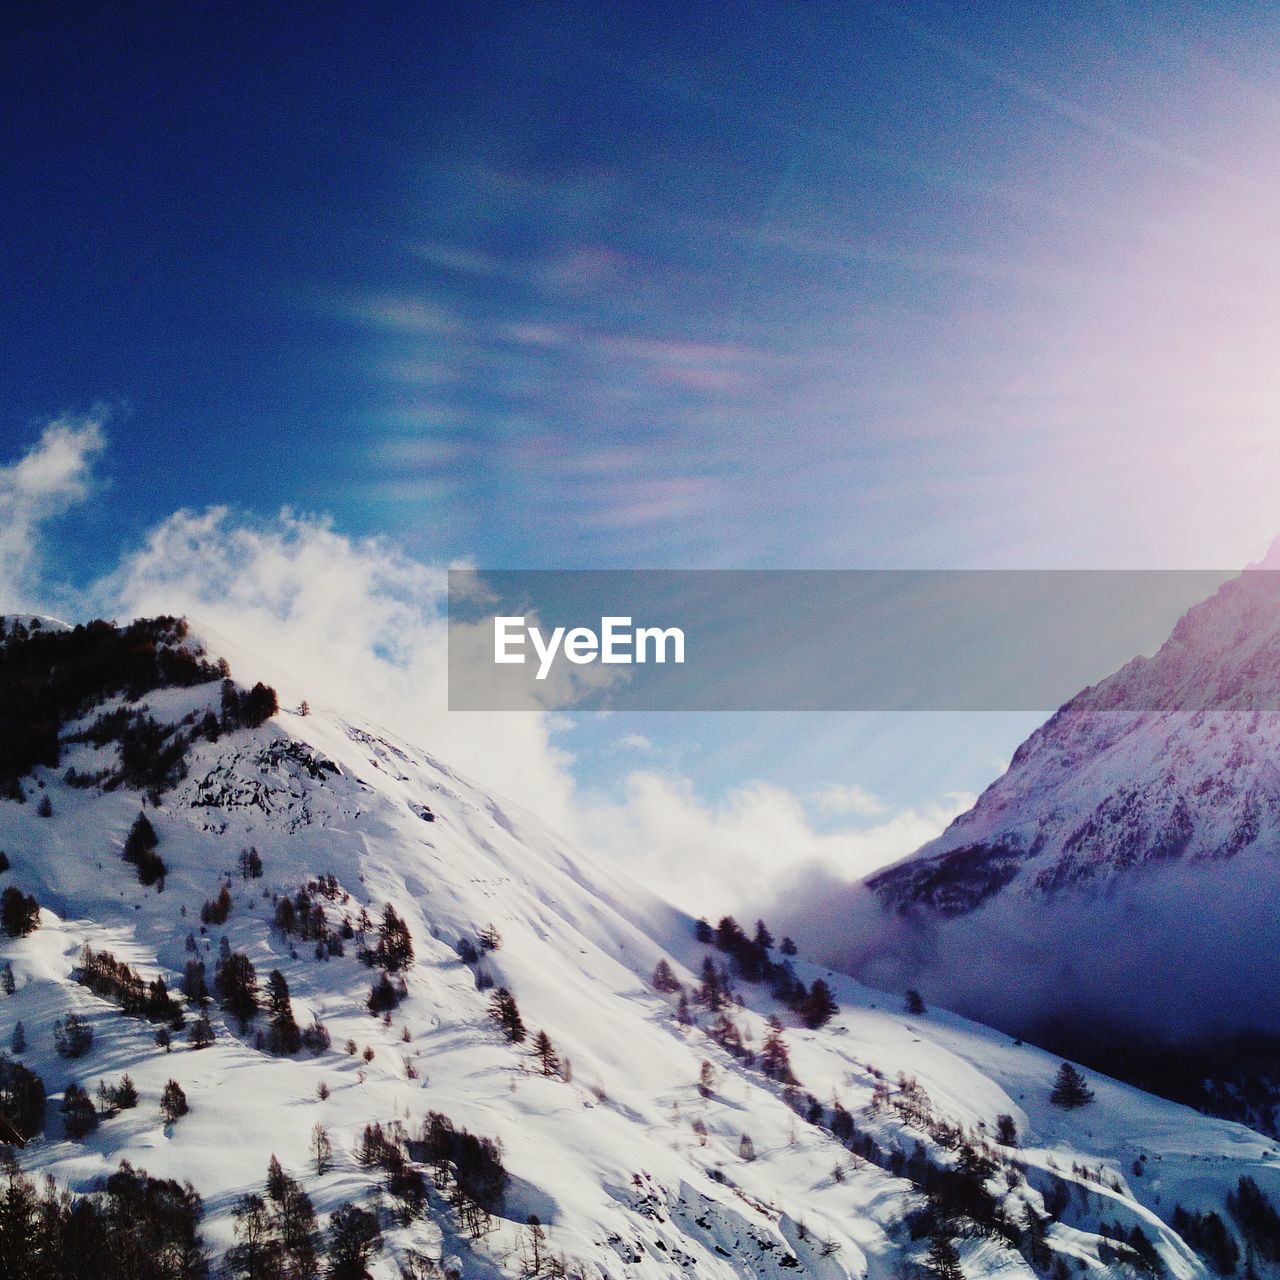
[
  {"x1": 266, "y1": 1154, "x2": 288, "y2": 1201},
  {"x1": 367, "y1": 972, "x2": 402, "y2": 1014},
  {"x1": 326, "y1": 1204, "x2": 382, "y2": 1280},
  {"x1": 188, "y1": 1010, "x2": 215, "y2": 1049},
  {"x1": 274, "y1": 1168, "x2": 318, "y2": 1276},
  {"x1": 1049, "y1": 1062, "x2": 1094, "y2": 1109},
  {"x1": 488, "y1": 987, "x2": 526, "y2": 1043},
  {"x1": 927, "y1": 1232, "x2": 964, "y2": 1280},
  {"x1": 215, "y1": 951, "x2": 260, "y2": 1030},
  {"x1": 114, "y1": 1074, "x2": 139, "y2": 1109},
  {"x1": 906, "y1": 989, "x2": 927, "y2": 1015},
  {"x1": 266, "y1": 970, "x2": 300, "y2": 1055},
  {"x1": 738, "y1": 1133, "x2": 756, "y2": 1161},
  {"x1": 532, "y1": 1030, "x2": 560, "y2": 1077},
  {"x1": 754, "y1": 919, "x2": 774, "y2": 950},
  {"x1": 1128, "y1": 1225, "x2": 1162, "y2": 1275},
  {"x1": 312, "y1": 1122, "x2": 333, "y2": 1175},
  {"x1": 0, "y1": 887, "x2": 40, "y2": 937},
  {"x1": 1024, "y1": 1204, "x2": 1052, "y2": 1270},
  {"x1": 699, "y1": 1059, "x2": 716, "y2": 1097},
  {"x1": 698, "y1": 956, "x2": 723, "y2": 1010},
  {"x1": 9, "y1": 1021, "x2": 24, "y2": 1054},
  {"x1": 98, "y1": 1073, "x2": 139, "y2": 1111},
  {"x1": 780, "y1": 936, "x2": 798, "y2": 956},
  {"x1": 160, "y1": 1079, "x2": 188, "y2": 1123},
  {"x1": 54, "y1": 1012, "x2": 93, "y2": 1059},
  {"x1": 761, "y1": 1016, "x2": 797, "y2": 1083},
  {"x1": 181, "y1": 958, "x2": 209, "y2": 1003},
  {"x1": 676, "y1": 990, "x2": 693, "y2": 1026},
  {"x1": 61, "y1": 1083, "x2": 97, "y2": 1138},
  {"x1": 801, "y1": 979, "x2": 839, "y2": 1029},
  {"x1": 0, "y1": 962, "x2": 14, "y2": 995},
  {"x1": 715, "y1": 915, "x2": 745, "y2": 951},
  {"x1": 123, "y1": 811, "x2": 158, "y2": 862},
  {"x1": 375, "y1": 904, "x2": 415, "y2": 972},
  {"x1": 0, "y1": 1054, "x2": 45, "y2": 1140},
  {"x1": 651, "y1": 958, "x2": 681, "y2": 992},
  {"x1": 229, "y1": 1193, "x2": 281, "y2": 1280}
]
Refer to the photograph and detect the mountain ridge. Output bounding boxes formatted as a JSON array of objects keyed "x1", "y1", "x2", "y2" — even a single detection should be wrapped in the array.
[
  {"x1": 869, "y1": 570, "x2": 1280, "y2": 916},
  {"x1": 2, "y1": 615, "x2": 1279, "y2": 1279}
]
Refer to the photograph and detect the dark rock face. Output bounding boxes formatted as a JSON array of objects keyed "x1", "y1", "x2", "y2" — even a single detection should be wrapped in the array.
[{"x1": 868, "y1": 842, "x2": 1025, "y2": 916}]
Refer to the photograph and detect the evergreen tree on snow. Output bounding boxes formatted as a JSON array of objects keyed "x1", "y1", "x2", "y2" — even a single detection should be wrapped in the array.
[{"x1": 1049, "y1": 1062, "x2": 1095, "y2": 1109}]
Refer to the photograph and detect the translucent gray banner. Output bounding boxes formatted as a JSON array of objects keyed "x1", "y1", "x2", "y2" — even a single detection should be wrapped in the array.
[{"x1": 447, "y1": 569, "x2": 1278, "y2": 712}]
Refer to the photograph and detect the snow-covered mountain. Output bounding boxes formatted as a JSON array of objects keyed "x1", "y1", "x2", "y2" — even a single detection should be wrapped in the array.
[
  {"x1": 4, "y1": 615, "x2": 1280, "y2": 1280},
  {"x1": 870, "y1": 570, "x2": 1280, "y2": 916}
]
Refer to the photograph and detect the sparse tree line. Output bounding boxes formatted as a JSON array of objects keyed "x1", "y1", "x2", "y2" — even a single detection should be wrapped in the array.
[
  {"x1": 361, "y1": 904, "x2": 415, "y2": 1014},
  {"x1": 207, "y1": 943, "x2": 330, "y2": 1056},
  {"x1": 6, "y1": 616, "x2": 281, "y2": 800},
  {"x1": 650, "y1": 939, "x2": 817, "y2": 1089},
  {"x1": 76, "y1": 944, "x2": 185, "y2": 1027},
  {"x1": 227, "y1": 1154, "x2": 333, "y2": 1280},
  {"x1": 1, "y1": 884, "x2": 40, "y2": 937},
  {"x1": 688, "y1": 915, "x2": 840, "y2": 1029},
  {"x1": 0, "y1": 1152, "x2": 207, "y2": 1279},
  {"x1": 1170, "y1": 1176, "x2": 1280, "y2": 1277},
  {"x1": 66, "y1": 934, "x2": 329, "y2": 1057},
  {"x1": 0, "y1": 1050, "x2": 188, "y2": 1145},
  {"x1": 454, "y1": 922, "x2": 555, "y2": 1067},
  {"x1": 869, "y1": 1063, "x2": 1195, "y2": 1280},
  {"x1": 681, "y1": 1020, "x2": 1180, "y2": 1280},
  {"x1": 0, "y1": 615, "x2": 232, "y2": 800},
  {"x1": 2, "y1": 886, "x2": 422, "y2": 1141},
  {"x1": 349, "y1": 1110, "x2": 512, "y2": 1247},
  {"x1": 453, "y1": 921, "x2": 500, "y2": 964},
  {"x1": 273, "y1": 875, "x2": 353, "y2": 960},
  {"x1": 67, "y1": 677, "x2": 281, "y2": 796}
]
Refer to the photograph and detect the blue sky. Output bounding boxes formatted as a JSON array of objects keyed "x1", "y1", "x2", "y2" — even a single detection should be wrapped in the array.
[{"x1": 4, "y1": 3, "x2": 1280, "y2": 891}]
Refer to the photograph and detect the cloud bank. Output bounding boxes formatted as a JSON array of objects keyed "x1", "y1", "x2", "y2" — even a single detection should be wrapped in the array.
[{"x1": 759, "y1": 852, "x2": 1280, "y2": 1048}]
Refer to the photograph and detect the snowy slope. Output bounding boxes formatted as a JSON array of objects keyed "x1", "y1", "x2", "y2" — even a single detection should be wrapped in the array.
[{"x1": 3, "y1": 619, "x2": 1280, "y2": 1279}]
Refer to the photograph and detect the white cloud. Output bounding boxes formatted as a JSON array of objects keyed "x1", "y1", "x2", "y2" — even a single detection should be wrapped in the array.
[
  {"x1": 0, "y1": 413, "x2": 106, "y2": 612},
  {"x1": 577, "y1": 771, "x2": 969, "y2": 917},
  {"x1": 810, "y1": 782, "x2": 885, "y2": 818}
]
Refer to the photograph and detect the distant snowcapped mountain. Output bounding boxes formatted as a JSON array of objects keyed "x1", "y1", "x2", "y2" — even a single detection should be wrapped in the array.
[
  {"x1": 4, "y1": 615, "x2": 1280, "y2": 1280},
  {"x1": 870, "y1": 571, "x2": 1280, "y2": 916}
]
